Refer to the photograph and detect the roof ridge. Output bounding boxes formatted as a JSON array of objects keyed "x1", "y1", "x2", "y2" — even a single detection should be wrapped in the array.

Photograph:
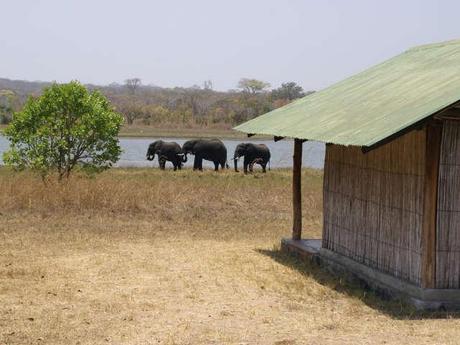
[{"x1": 408, "y1": 38, "x2": 460, "y2": 52}]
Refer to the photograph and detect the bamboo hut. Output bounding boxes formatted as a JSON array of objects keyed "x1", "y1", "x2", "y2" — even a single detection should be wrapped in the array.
[{"x1": 234, "y1": 39, "x2": 460, "y2": 309}]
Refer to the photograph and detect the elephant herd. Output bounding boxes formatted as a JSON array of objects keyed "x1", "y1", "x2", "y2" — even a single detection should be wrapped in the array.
[{"x1": 146, "y1": 139, "x2": 271, "y2": 174}]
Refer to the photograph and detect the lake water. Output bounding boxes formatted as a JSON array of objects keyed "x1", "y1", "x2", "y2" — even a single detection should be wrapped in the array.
[{"x1": 0, "y1": 136, "x2": 325, "y2": 170}]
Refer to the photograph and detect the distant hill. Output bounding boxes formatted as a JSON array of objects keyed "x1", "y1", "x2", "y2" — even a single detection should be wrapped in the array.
[
  {"x1": 0, "y1": 78, "x2": 51, "y2": 96},
  {"x1": 0, "y1": 78, "x2": 169, "y2": 96}
]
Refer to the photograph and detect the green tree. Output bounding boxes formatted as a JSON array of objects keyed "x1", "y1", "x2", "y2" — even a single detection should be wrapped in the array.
[
  {"x1": 271, "y1": 82, "x2": 306, "y2": 101},
  {"x1": 0, "y1": 90, "x2": 18, "y2": 124},
  {"x1": 3, "y1": 81, "x2": 123, "y2": 179},
  {"x1": 237, "y1": 78, "x2": 271, "y2": 94}
]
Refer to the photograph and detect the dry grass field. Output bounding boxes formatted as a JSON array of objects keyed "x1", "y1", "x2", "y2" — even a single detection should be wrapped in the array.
[{"x1": 1, "y1": 167, "x2": 460, "y2": 345}]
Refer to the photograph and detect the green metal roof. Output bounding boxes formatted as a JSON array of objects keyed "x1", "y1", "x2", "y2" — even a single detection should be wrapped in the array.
[{"x1": 234, "y1": 39, "x2": 460, "y2": 147}]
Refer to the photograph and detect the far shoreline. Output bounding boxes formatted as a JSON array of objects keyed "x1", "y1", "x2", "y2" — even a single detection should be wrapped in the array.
[
  {"x1": 117, "y1": 126, "x2": 273, "y2": 140},
  {"x1": 1, "y1": 124, "x2": 273, "y2": 141}
]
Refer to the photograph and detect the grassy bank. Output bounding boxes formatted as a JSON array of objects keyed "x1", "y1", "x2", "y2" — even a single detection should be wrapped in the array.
[
  {"x1": 1, "y1": 168, "x2": 460, "y2": 344},
  {"x1": 1, "y1": 124, "x2": 269, "y2": 140},
  {"x1": 118, "y1": 125, "x2": 250, "y2": 139}
]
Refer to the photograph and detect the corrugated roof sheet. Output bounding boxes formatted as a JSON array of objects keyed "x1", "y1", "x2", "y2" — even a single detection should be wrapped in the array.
[{"x1": 234, "y1": 39, "x2": 460, "y2": 147}]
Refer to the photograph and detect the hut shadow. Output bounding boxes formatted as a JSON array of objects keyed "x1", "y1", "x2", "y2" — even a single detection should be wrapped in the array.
[{"x1": 257, "y1": 247, "x2": 460, "y2": 320}]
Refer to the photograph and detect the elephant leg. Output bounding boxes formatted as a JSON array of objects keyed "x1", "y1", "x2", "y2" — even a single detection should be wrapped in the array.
[
  {"x1": 158, "y1": 156, "x2": 163, "y2": 170},
  {"x1": 193, "y1": 156, "x2": 199, "y2": 170},
  {"x1": 213, "y1": 161, "x2": 219, "y2": 171},
  {"x1": 262, "y1": 162, "x2": 267, "y2": 173},
  {"x1": 173, "y1": 157, "x2": 180, "y2": 171},
  {"x1": 248, "y1": 157, "x2": 255, "y2": 173},
  {"x1": 198, "y1": 157, "x2": 203, "y2": 171},
  {"x1": 243, "y1": 157, "x2": 250, "y2": 174}
]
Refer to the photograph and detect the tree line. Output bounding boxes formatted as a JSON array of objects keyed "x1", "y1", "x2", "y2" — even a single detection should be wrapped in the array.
[{"x1": 0, "y1": 78, "x2": 313, "y2": 128}]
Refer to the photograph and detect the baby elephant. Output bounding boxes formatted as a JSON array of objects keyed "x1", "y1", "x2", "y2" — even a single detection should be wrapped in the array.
[
  {"x1": 233, "y1": 143, "x2": 271, "y2": 174},
  {"x1": 146, "y1": 140, "x2": 186, "y2": 171}
]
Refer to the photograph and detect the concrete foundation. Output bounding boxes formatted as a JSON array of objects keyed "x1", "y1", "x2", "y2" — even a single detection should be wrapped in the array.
[{"x1": 281, "y1": 238, "x2": 460, "y2": 311}]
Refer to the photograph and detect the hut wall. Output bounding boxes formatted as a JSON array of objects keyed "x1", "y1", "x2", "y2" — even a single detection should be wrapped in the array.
[
  {"x1": 436, "y1": 120, "x2": 460, "y2": 288},
  {"x1": 322, "y1": 130, "x2": 426, "y2": 285}
]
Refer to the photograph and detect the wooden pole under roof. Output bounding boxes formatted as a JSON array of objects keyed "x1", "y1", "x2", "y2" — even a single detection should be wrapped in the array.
[{"x1": 292, "y1": 138, "x2": 303, "y2": 240}]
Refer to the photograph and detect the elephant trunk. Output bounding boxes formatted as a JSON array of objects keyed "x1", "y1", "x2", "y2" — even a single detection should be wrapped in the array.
[
  {"x1": 177, "y1": 153, "x2": 187, "y2": 163},
  {"x1": 233, "y1": 156, "x2": 239, "y2": 172}
]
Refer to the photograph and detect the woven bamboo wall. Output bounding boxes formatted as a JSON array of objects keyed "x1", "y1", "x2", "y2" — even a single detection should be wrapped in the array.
[
  {"x1": 436, "y1": 120, "x2": 460, "y2": 288},
  {"x1": 322, "y1": 130, "x2": 426, "y2": 285}
]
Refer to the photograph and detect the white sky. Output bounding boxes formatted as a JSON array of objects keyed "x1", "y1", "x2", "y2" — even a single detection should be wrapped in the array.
[{"x1": 1, "y1": 0, "x2": 460, "y2": 91}]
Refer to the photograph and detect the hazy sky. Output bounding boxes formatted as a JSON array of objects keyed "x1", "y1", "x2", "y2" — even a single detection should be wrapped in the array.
[{"x1": 1, "y1": 0, "x2": 460, "y2": 91}]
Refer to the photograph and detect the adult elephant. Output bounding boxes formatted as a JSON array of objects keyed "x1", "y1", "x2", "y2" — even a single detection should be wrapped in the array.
[
  {"x1": 233, "y1": 143, "x2": 271, "y2": 174},
  {"x1": 182, "y1": 139, "x2": 228, "y2": 171},
  {"x1": 146, "y1": 140, "x2": 186, "y2": 171}
]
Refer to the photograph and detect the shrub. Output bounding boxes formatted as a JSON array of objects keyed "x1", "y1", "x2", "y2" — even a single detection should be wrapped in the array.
[{"x1": 3, "y1": 81, "x2": 123, "y2": 179}]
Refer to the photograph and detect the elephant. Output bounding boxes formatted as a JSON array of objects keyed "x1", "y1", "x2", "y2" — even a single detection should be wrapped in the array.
[
  {"x1": 181, "y1": 139, "x2": 229, "y2": 171},
  {"x1": 233, "y1": 143, "x2": 271, "y2": 174},
  {"x1": 146, "y1": 140, "x2": 186, "y2": 171}
]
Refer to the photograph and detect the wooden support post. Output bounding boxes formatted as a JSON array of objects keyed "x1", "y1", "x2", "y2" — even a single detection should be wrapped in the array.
[
  {"x1": 421, "y1": 122, "x2": 442, "y2": 288},
  {"x1": 292, "y1": 138, "x2": 303, "y2": 240}
]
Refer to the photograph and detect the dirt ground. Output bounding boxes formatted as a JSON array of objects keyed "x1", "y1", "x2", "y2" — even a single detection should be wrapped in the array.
[{"x1": 1, "y1": 169, "x2": 460, "y2": 345}]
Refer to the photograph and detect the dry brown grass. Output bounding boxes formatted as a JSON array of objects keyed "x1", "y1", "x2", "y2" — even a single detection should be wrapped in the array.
[
  {"x1": 0, "y1": 168, "x2": 322, "y2": 241},
  {"x1": 1, "y1": 168, "x2": 460, "y2": 345}
]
